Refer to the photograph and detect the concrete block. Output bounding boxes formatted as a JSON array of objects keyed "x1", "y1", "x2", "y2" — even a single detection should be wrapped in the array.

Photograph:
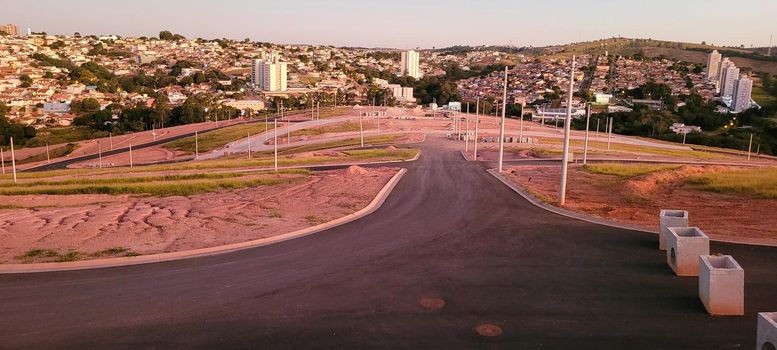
[
  {"x1": 659, "y1": 210, "x2": 689, "y2": 251},
  {"x1": 699, "y1": 255, "x2": 744, "y2": 315},
  {"x1": 758, "y1": 313, "x2": 777, "y2": 350},
  {"x1": 667, "y1": 227, "x2": 709, "y2": 276}
]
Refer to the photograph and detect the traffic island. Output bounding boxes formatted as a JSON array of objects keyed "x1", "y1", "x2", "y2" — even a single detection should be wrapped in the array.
[
  {"x1": 659, "y1": 209, "x2": 688, "y2": 251},
  {"x1": 667, "y1": 227, "x2": 710, "y2": 276},
  {"x1": 699, "y1": 255, "x2": 744, "y2": 316},
  {"x1": 758, "y1": 313, "x2": 777, "y2": 350}
]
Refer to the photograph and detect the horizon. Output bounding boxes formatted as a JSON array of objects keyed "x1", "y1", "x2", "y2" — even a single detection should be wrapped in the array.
[{"x1": 2, "y1": 0, "x2": 776, "y2": 49}]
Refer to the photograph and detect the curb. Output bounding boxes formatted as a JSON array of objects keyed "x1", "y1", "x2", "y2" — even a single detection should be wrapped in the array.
[
  {"x1": 487, "y1": 168, "x2": 656, "y2": 234},
  {"x1": 487, "y1": 168, "x2": 777, "y2": 248},
  {"x1": 0, "y1": 169, "x2": 408, "y2": 274}
]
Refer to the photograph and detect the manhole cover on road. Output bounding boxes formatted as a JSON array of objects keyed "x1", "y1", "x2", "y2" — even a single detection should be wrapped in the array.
[
  {"x1": 475, "y1": 323, "x2": 503, "y2": 337},
  {"x1": 418, "y1": 297, "x2": 446, "y2": 310}
]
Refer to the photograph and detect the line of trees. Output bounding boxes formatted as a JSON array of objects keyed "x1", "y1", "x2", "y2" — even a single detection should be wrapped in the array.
[{"x1": 0, "y1": 102, "x2": 37, "y2": 147}]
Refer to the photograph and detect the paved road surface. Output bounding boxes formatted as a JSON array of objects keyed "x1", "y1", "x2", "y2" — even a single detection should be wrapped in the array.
[{"x1": 1, "y1": 137, "x2": 775, "y2": 349}]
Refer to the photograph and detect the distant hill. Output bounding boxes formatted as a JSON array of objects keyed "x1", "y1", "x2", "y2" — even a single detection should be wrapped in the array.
[{"x1": 546, "y1": 38, "x2": 777, "y2": 75}]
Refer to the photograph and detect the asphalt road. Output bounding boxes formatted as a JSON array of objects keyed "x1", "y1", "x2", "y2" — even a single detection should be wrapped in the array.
[{"x1": 1, "y1": 137, "x2": 776, "y2": 349}]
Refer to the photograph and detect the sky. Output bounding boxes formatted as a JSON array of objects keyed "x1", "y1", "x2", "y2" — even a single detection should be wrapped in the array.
[{"x1": 2, "y1": 0, "x2": 776, "y2": 49}]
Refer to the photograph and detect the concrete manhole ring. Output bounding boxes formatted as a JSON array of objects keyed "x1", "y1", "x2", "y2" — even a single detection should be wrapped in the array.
[
  {"x1": 418, "y1": 297, "x2": 446, "y2": 310},
  {"x1": 475, "y1": 323, "x2": 503, "y2": 337}
]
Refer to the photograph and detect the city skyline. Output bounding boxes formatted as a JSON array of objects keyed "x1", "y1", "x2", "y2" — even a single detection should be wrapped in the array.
[{"x1": 2, "y1": 0, "x2": 776, "y2": 48}]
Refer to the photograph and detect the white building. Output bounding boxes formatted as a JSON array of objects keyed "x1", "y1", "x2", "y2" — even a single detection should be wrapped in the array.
[
  {"x1": 400, "y1": 50, "x2": 420, "y2": 79},
  {"x1": 252, "y1": 55, "x2": 288, "y2": 92},
  {"x1": 731, "y1": 75, "x2": 753, "y2": 113},
  {"x1": 706, "y1": 50, "x2": 722, "y2": 80},
  {"x1": 719, "y1": 64, "x2": 740, "y2": 99},
  {"x1": 716, "y1": 58, "x2": 733, "y2": 93}
]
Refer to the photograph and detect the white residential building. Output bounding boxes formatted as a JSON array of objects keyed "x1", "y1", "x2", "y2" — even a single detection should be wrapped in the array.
[
  {"x1": 706, "y1": 50, "x2": 722, "y2": 80},
  {"x1": 719, "y1": 64, "x2": 740, "y2": 98},
  {"x1": 400, "y1": 50, "x2": 420, "y2": 79},
  {"x1": 731, "y1": 75, "x2": 753, "y2": 113},
  {"x1": 252, "y1": 55, "x2": 288, "y2": 92},
  {"x1": 716, "y1": 58, "x2": 733, "y2": 92}
]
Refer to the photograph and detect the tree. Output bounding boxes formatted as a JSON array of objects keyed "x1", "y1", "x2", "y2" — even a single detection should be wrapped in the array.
[
  {"x1": 19, "y1": 74, "x2": 32, "y2": 88},
  {"x1": 159, "y1": 30, "x2": 174, "y2": 41},
  {"x1": 49, "y1": 40, "x2": 65, "y2": 49}
]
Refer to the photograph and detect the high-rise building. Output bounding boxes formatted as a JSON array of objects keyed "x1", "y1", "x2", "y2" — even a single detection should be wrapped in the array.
[
  {"x1": 716, "y1": 58, "x2": 733, "y2": 92},
  {"x1": 0, "y1": 24, "x2": 18, "y2": 36},
  {"x1": 252, "y1": 54, "x2": 287, "y2": 92},
  {"x1": 706, "y1": 50, "x2": 722, "y2": 79},
  {"x1": 719, "y1": 64, "x2": 740, "y2": 98},
  {"x1": 732, "y1": 75, "x2": 753, "y2": 113},
  {"x1": 400, "y1": 50, "x2": 420, "y2": 79}
]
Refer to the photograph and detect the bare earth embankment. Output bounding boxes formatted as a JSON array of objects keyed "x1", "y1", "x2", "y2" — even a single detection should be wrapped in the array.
[
  {"x1": 505, "y1": 164, "x2": 777, "y2": 246},
  {"x1": 0, "y1": 166, "x2": 397, "y2": 263}
]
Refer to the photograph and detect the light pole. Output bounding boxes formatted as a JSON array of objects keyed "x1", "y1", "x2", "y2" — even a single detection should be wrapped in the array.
[
  {"x1": 465, "y1": 102, "x2": 470, "y2": 152},
  {"x1": 748, "y1": 134, "x2": 753, "y2": 161},
  {"x1": 359, "y1": 107, "x2": 364, "y2": 147},
  {"x1": 474, "y1": 97, "x2": 480, "y2": 160},
  {"x1": 583, "y1": 103, "x2": 591, "y2": 165},
  {"x1": 10, "y1": 137, "x2": 17, "y2": 183},
  {"x1": 195, "y1": 131, "x2": 199, "y2": 160},
  {"x1": 498, "y1": 66, "x2": 508, "y2": 173},
  {"x1": 1, "y1": 147, "x2": 5, "y2": 174},
  {"x1": 519, "y1": 104, "x2": 524, "y2": 143},
  {"x1": 46, "y1": 143, "x2": 50, "y2": 164},
  {"x1": 274, "y1": 118, "x2": 278, "y2": 172},
  {"x1": 559, "y1": 55, "x2": 576, "y2": 206},
  {"x1": 607, "y1": 117, "x2": 613, "y2": 151},
  {"x1": 129, "y1": 143, "x2": 133, "y2": 167}
]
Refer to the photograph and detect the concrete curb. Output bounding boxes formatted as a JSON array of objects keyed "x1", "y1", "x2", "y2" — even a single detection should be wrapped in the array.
[
  {"x1": 487, "y1": 168, "x2": 656, "y2": 234},
  {"x1": 487, "y1": 168, "x2": 777, "y2": 248},
  {"x1": 0, "y1": 169, "x2": 408, "y2": 274}
]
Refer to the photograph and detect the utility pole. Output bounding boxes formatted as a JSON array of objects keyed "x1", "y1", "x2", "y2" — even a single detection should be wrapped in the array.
[
  {"x1": 129, "y1": 143, "x2": 133, "y2": 168},
  {"x1": 519, "y1": 104, "x2": 524, "y2": 143},
  {"x1": 682, "y1": 131, "x2": 688, "y2": 145},
  {"x1": 46, "y1": 143, "x2": 51, "y2": 164},
  {"x1": 596, "y1": 118, "x2": 601, "y2": 141},
  {"x1": 1, "y1": 148, "x2": 5, "y2": 174},
  {"x1": 152, "y1": 125, "x2": 156, "y2": 141},
  {"x1": 195, "y1": 131, "x2": 199, "y2": 160},
  {"x1": 607, "y1": 117, "x2": 613, "y2": 150},
  {"x1": 311, "y1": 99, "x2": 315, "y2": 121},
  {"x1": 748, "y1": 134, "x2": 753, "y2": 161},
  {"x1": 474, "y1": 98, "x2": 480, "y2": 160},
  {"x1": 559, "y1": 56, "x2": 576, "y2": 206},
  {"x1": 498, "y1": 66, "x2": 508, "y2": 173},
  {"x1": 10, "y1": 137, "x2": 17, "y2": 183},
  {"x1": 359, "y1": 108, "x2": 364, "y2": 147},
  {"x1": 465, "y1": 102, "x2": 470, "y2": 152},
  {"x1": 769, "y1": 35, "x2": 773, "y2": 57},
  {"x1": 583, "y1": 103, "x2": 591, "y2": 165},
  {"x1": 274, "y1": 118, "x2": 278, "y2": 172}
]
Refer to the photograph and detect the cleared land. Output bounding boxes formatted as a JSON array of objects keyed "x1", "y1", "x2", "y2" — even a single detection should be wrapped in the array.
[
  {"x1": 163, "y1": 122, "x2": 277, "y2": 154},
  {"x1": 504, "y1": 163, "x2": 777, "y2": 246},
  {"x1": 0, "y1": 165, "x2": 399, "y2": 263}
]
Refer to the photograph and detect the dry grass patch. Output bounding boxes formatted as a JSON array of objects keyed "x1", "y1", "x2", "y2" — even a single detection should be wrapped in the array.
[{"x1": 688, "y1": 168, "x2": 777, "y2": 199}]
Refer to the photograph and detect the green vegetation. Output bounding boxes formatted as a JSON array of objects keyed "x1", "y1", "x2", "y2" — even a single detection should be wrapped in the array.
[
  {"x1": 163, "y1": 122, "x2": 276, "y2": 153},
  {"x1": 0, "y1": 102, "x2": 37, "y2": 147},
  {"x1": 16, "y1": 247, "x2": 140, "y2": 263},
  {"x1": 24, "y1": 127, "x2": 109, "y2": 148},
  {"x1": 688, "y1": 168, "x2": 777, "y2": 199},
  {"x1": 291, "y1": 121, "x2": 372, "y2": 136},
  {"x1": 266, "y1": 134, "x2": 406, "y2": 155},
  {"x1": 16, "y1": 144, "x2": 79, "y2": 165},
  {"x1": 753, "y1": 86, "x2": 777, "y2": 106},
  {"x1": 0, "y1": 172, "x2": 306, "y2": 197},
  {"x1": 582, "y1": 163, "x2": 682, "y2": 178}
]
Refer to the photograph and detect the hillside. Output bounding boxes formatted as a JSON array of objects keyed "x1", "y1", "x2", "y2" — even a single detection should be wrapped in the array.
[{"x1": 547, "y1": 38, "x2": 777, "y2": 75}]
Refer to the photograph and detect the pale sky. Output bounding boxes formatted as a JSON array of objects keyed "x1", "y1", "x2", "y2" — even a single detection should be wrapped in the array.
[{"x1": 2, "y1": 0, "x2": 776, "y2": 49}]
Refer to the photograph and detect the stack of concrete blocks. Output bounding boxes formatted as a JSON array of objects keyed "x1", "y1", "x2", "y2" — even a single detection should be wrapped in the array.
[
  {"x1": 659, "y1": 210, "x2": 689, "y2": 251},
  {"x1": 758, "y1": 313, "x2": 777, "y2": 350},
  {"x1": 666, "y1": 227, "x2": 709, "y2": 276},
  {"x1": 698, "y1": 255, "x2": 744, "y2": 316}
]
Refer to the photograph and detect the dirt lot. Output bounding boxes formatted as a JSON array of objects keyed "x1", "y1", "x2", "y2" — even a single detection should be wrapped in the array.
[
  {"x1": 504, "y1": 165, "x2": 777, "y2": 246},
  {"x1": 0, "y1": 166, "x2": 398, "y2": 263}
]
